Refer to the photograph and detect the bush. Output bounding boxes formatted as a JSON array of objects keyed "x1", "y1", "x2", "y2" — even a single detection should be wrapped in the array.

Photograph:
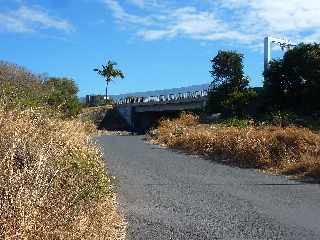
[
  {"x1": 0, "y1": 61, "x2": 48, "y2": 109},
  {"x1": 45, "y1": 77, "x2": 82, "y2": 117},
  {"x1": 0, "y1": 108, "x2": 125, "y2": 239},
  {"x1": 264, "y1": 43, "x2": 320, "y2": 114},
  {"x1": 221, "y1": 117, "x2": 254, "y2": 128},
  {"x1": 0, "y1": 61, "x2": 125, "y2": 239},
  {"x1": 0, "y1": 61, "x2": 82, "y2": 117},
  {"x1": 150, "y1": 113, "x2": 320, "y2": 178},
  {"x1": 265, "y1": 111, "x2": 297, "y2": 127}
]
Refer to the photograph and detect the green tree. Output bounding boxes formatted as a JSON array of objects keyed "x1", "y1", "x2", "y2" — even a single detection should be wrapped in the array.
[
  {"x1": 207, "y1": 50, "x2": 256, "y2": 116},
  {"x1": 263, "y1": 43, "x2": 320, "y2": 114},
  {"x1": 45, "y1": 77, "x2": 82, "y2": 117},
  {"x1": 94, "y1": 60, "x2": 124, "y2": 99}
]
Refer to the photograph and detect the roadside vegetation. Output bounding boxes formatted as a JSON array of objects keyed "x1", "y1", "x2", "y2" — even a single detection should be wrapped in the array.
[
  {"x1": 150, "y1": 43, "x2": 320, "y2": 180},
  {"x1": 150, "y1": 112, "x2": 320, "y2": 179},
  {"x1": 0, "y1": 61, "x2": 82, "y2": 117},
  {"x1": 0, "y1": 61, "x2": 125, "y2": 239}
]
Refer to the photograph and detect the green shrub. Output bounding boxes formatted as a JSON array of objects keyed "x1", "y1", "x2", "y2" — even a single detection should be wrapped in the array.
[
  {"x1": 0, "y1": 61, "x2": 48, "y2": 109},
  {"x1": 0, "y1": 61, "x2": 82, "y2": 117},
  {"x1": 266, "y1": 111, "x2": 297, "y2": 127},
  {"x1": 45, "y1": 77, "x2": 82, "y2": 117},
  {"x1": 221, "y1": 117, "x2": 254, "y2": 128}
]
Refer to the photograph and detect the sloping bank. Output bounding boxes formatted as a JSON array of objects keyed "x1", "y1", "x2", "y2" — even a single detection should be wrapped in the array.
[
  {"x1": 149, "y1": 113, "x2": 320, "y2": 179},
  {"x1": 0, "y1": 108, "x2": 126, "y2": 239}
]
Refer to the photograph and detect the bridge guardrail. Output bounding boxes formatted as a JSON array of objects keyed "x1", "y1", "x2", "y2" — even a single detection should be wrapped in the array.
[{"x1": 115, "y1": 90, "x2": 208, "y2": 105}]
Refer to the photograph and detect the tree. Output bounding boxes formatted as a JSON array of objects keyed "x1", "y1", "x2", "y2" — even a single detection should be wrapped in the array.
[
  {"x1": 210, "y1": 50, "x2": 248, "y2": 89},
  {"x1": 94, "y1": 60, "x2": 124, "y2": 99},
  {"x1": 207, "y1": 50, "x2": 256, "y2": 116},
  {"x1": 263, "y1": 43, "x2": 320, "y2": 114},
  {"x1": 45, "y1": 77, "x2": 82, "y2": 117}
]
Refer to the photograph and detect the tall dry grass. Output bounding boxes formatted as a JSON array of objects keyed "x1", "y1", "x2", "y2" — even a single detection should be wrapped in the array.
[
  {"x1": 0, "y1": 108, "x2": 126, "y2": 239},
  {"x1": 150, "y1": 112, "x2": 320, "y2": 178}
]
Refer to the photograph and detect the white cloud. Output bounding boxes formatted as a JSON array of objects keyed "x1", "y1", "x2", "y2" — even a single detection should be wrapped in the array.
[
  {"x1": 0, "y1": 6, "x2": 74, "y2": 33},
  {"x1": 215, "y1": 0, "x2": 320, "y2": 41},
  {"x1": 127, "y1": 0, "x2": 164, "y2": 9},
  {"x1": 0, "y1": 13, "x2": 33, "y2": 32},
  {"x1": 105, "y1": 0, "x2": 320, "y2": 46},
  {"x1": 104, "y1": 0, "x2": 153, "y2": 26},
  {"x1": 129, "y1": 0, "x2": 145, "y2": 8},
  {"x1": 138, "y1": 29, "x2": 175, "y2": 41},
  {"x1": 140, "y1": 7, "x2": 255, "y2": 42},
  {"x1": 104, "y1": 1, "x2": 249, "y2": 43}
]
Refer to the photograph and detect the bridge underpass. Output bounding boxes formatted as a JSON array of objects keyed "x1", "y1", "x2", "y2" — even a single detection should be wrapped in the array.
[
  {"x1": 97, "y1": 89, "x2": 208, "y2": 132},
  {"x1": 114, "y1": 96, "x2": 207, "y2": 132},
  {"x1": 133, "y1": 110, "x2": 180, "y2": 133},
  {"x1": 98, "y1": 108, "x2": 187, "y2": 133}
]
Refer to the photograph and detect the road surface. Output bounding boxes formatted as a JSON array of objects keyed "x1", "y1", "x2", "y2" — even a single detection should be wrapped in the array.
[{"x1": 96, "y1": 135, "x2": 320, "y2": 240}]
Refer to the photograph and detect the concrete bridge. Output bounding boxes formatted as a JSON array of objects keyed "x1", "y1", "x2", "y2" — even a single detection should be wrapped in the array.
[{"x1": 114, "y1": 89, "x2": 208, "y2": 131}]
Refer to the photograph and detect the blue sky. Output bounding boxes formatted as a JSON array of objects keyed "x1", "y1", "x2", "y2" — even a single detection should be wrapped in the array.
[{"x1": 1, "y1": 0, "x2": 319, "y2": 96}]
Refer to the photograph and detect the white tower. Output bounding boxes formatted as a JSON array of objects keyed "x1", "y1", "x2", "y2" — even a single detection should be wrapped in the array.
[{"x1": 264, "y1": 36, "x2": 296, "y2": 73}]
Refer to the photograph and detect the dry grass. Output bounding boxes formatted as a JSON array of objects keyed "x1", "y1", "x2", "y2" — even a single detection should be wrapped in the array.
[
  {"x1": 79, "y1": 106, "x2": 113, "y2": 126},
  {"x1": 0, "y1": 108, "x2": 126, "y2": 239},
  {"x1": 81, "y1": 105, "x2": 113, "y2": 114},
  {"x1": 149, "y1": 112, "x2": 320, "y2": 178}
]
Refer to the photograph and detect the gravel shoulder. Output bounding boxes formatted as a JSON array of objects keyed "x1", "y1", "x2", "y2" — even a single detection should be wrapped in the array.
[{"x1": 96, "y1": 135, "x2": 320, "y2": 240}]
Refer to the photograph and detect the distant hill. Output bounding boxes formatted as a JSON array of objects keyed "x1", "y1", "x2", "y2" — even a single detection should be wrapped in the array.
[{"x1": 110, "y1": 83, "x2": 210, "y2": 100}]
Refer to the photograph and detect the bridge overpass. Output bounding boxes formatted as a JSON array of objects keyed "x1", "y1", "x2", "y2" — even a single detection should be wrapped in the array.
[{"x1": 112, "y1": 89, "x2": 208, "y2": 131}]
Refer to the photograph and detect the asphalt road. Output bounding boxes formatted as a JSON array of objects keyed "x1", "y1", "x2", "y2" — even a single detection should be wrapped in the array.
[{"x1": 96, "y1": 135, "x2": 320, "y2": 240}]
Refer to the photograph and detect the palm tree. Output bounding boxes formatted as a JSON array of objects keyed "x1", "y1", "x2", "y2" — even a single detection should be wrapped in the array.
[{"x1": 94, "y1": 60, "x2": 124, "y2": 99}]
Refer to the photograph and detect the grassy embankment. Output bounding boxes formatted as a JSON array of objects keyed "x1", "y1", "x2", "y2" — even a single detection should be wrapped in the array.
[
  {"x1": 149, "y1": 113, "x2": 320, "y2": 179},
  {"x1": 0, "y1": 61, "x2": 126, "y2": 239}
]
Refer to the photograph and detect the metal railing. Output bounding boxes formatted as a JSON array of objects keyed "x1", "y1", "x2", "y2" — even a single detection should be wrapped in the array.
[{"x1": 115, "y1": 89, "x2": 208, "y2": 105}]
